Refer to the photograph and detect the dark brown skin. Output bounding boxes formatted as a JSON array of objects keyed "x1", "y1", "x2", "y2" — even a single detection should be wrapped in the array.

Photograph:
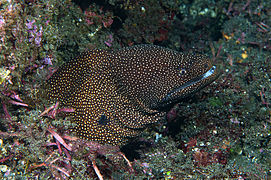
[{"x1": 45, "y1": 45, "x2": 218, "y2": 146}]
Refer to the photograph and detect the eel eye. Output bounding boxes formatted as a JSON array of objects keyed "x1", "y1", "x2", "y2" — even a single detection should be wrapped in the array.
[{"x1": 179, "y1": 68, "x2": 186, "y2": 75}]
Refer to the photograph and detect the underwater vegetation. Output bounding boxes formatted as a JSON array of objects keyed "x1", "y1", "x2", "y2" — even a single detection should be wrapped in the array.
[{"x1": 0, "y1": 0, "x2": 270, "y2": 179}]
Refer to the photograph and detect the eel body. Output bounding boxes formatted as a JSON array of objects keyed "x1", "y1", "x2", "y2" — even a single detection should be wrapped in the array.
[{"x1": 45, "y1": 45, "x2": 218, "y2": 146}]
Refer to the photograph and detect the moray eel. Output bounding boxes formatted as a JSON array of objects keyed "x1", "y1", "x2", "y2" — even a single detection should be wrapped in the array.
[{"x1": 45, "y1": 45, "x2": 218, "y2": 146}]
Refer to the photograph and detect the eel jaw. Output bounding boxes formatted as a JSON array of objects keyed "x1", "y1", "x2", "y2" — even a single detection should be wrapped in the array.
[{"x1": 154, "y1": 65, "x2": 217, "y2": 109}]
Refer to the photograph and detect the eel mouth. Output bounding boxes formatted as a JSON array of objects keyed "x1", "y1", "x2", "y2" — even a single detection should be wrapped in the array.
[{"x1": 159, "y1": 65, "x2": 217, "y2": 105}]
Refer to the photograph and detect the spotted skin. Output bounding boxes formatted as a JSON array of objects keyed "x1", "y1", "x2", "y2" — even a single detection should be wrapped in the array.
[
  {"x1": 45, "y1": 45, "x2": 218, "y2": 146},
  {"x1": 111, "y1": 45, "x2": 217, "y2": 110}
]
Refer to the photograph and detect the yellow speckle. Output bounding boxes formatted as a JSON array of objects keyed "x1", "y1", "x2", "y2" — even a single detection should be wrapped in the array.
[
  {"x1": 241, "y1": 51, "x2": 248, "y2": 59},
  {"x1": 237, "y1": 59, "x2": 243, "y2": 63},
  {"x1": 223, "y1": 32, "x2": 234, "y2": 40},
  {"x1": 0, "y1": 68, "x2": 10, "y2": 85},
  {"x1": 0, "y1": 165, "x2": 8, "y2": 172}
]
